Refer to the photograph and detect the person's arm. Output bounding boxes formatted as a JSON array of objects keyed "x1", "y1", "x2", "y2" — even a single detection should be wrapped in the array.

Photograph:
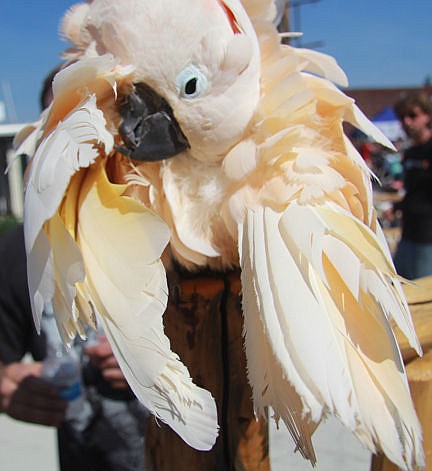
[{"x1": 0, "y1": 361, "x2": 67, "y2": 426}]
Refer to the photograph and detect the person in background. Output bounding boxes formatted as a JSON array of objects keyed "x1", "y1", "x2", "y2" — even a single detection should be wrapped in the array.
[
  {"x1": 393, "y1": 92, "x2": 432, "y2": 279},
  {"x1": 0, "y1": 65, "x2": 148, "y2": 471}
]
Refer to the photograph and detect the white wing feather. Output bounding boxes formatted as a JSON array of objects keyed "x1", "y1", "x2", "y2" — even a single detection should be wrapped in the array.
[
  {"x1": 239, "y1": 218, "x2": 318, "y2": 463},
  {"x1": 24, "y1": 95, "x2": 113, "y2": 331},
  {"x1": 239, "y1": 205, "x2": 424, "y2": 470},
  {"x1": 76, "y1": 163, "x2": 218, "y2": 450}
]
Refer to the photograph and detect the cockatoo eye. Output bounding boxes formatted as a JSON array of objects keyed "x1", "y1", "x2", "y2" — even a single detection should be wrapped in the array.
[{"x1": 176, "y1": 65, "x2": 208, "y2": 99}]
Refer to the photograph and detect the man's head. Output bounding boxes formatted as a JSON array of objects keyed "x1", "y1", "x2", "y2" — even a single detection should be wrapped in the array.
[
  {"x1": 39, "y1": 64, "x2": 64, "y2": 111},
  {"x1": 394, "y1": 92, "x2": 432, "y2": 144}
]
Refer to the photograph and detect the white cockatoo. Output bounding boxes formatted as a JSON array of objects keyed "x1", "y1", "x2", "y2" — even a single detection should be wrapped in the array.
[{"x1": 18, "y1": 0, "x2": 424, "y2": 468}]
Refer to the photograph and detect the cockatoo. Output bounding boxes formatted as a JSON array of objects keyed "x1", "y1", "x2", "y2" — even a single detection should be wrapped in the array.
[{"x1": 18, "y1": 0, "x2": 424, "y2": 468}]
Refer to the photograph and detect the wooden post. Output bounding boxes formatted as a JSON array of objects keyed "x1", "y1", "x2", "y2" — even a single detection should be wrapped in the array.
[
  {"x1": 370, "y1": 276, "x2": 432, "y2": 471},
  {"x1": 145, "y1": 269, "x2": 270, "y2": 471}
]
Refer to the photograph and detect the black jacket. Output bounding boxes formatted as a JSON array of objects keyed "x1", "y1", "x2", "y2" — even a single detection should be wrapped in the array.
[
  {"x1": 400, "y1": 138, "x2": 432, "y2": 243},
  {"x1": 0, "y1": 224, "x2": 46, "y2": 363}
]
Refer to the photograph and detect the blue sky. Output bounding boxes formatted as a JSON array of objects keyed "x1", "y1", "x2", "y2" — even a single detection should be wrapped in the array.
[{"x1": 1, "y1": 0, "x2": 432, "y2": 123}]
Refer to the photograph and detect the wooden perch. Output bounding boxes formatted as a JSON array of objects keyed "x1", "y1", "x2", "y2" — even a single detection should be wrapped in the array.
[
  {"x1": 145, "y1": 269, "x2": 270, "y2": 471},
  {"x1": 396, "y1": 276, "x2": 432, "y2": 362}
]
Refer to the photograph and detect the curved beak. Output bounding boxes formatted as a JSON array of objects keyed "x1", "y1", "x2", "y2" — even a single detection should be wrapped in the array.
[{"x1": 116, "y1": 83, "x2": 189, "y2": 161}]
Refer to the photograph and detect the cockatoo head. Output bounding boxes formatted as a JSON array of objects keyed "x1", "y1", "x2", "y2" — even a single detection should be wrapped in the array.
[{"x1": 62, "y1": 0, "x2": 261, "y2": 162}]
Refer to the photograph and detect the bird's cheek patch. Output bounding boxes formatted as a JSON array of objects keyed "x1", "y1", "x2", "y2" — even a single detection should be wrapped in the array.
[{"x1": 221, "y1": 34, "x2": 254, "y2": 75}]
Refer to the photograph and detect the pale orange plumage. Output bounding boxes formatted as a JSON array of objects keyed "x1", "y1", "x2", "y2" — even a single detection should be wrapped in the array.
[{"x1": 18, "y1": 1, "x2": 424, "y2": 468}]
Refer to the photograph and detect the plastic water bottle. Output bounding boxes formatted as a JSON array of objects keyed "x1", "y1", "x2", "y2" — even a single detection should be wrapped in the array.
[{"x1": 41, "y1": 306, "x2": 91, "y2": 430}]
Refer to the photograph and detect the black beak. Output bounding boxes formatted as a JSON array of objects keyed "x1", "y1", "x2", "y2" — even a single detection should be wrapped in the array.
[{"x1": 116, "y1": 83, "x2": 189, "y2": 161}]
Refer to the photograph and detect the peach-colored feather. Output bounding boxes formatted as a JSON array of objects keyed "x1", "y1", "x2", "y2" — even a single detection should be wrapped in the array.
[{"x1": 20, "y1": 1, "x2": 423, "y2": 468}]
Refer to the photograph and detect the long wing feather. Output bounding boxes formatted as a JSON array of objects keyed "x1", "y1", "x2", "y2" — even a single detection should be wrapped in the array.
[
  {"x1": 239, "y1": 204, "x2": 424, "y2": 470},
  {"x1": 239, "y1": 218, "x2": 318, "y2": 463},
  {"x1": 24, "y1": 94, "x2": 114, "y2": 331},
  {"x1": 75, "y1": 161, "x2": 218, "y2": 450}
]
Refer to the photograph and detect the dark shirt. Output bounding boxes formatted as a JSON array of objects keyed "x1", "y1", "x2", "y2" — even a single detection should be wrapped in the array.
[
  {"x1": 400, "y1": 138, "x2": 432, "y2": 243},
  {"x1": 0, "y1": 224, "x2": 46, "y2": 363}
]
